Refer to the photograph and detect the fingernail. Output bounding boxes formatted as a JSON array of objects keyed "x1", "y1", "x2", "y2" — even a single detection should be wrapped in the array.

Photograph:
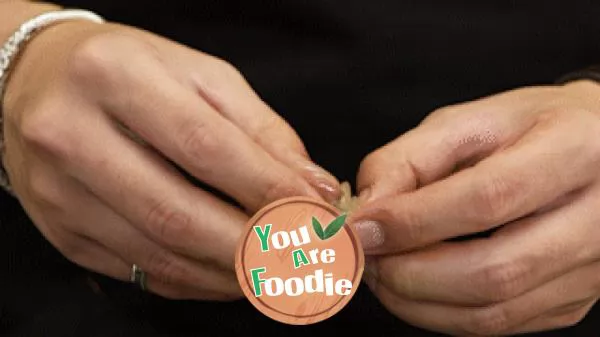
[
  {"x1": 351, "y1": 220, "x2": 385, "y2": 250},
  {"x1": 316, "y1": 181, "x2": 340, "y2": 201},
  {"x1": 301, "y1": 163, "x2": 341, "y2": 203}
]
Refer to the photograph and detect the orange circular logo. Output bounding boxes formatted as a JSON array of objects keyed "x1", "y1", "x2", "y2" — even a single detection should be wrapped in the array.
[{"x1": 235, "y1": 196, "x2": 364, "y2": 325}]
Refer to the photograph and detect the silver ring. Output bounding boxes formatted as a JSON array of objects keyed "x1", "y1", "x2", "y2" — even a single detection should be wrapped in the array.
[{"x1": 130, "y1": 264, "x2": 147, "y2": 291}]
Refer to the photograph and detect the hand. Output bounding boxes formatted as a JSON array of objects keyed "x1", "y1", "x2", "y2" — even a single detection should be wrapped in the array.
[
  {"x1": 350, "y1": 80, "x2": 600, "y2": 335},
  {"x1": 2, "y1": 21, "x2": 339, "y2": 300}
]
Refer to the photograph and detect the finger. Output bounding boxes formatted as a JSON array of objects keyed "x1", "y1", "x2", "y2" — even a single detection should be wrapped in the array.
[
  {"x1": 25, "y1": 102, "x2": 247, "y2": 270},
  {"x1": 351, "y1": 113, "x2": 599, "y2": 253},
  {"x1": 185, "y1": 55, "x2": 340, "y2": 202},
  {"x1": 50, "y1": 230, "x2": 131, "y2": 281},
  {"x1": 371, "y1": 187, "x2": 600, "y2": 305},
  {"x1": 117, "y1": 31, "x2": 340, "y2": 202},
  {"x1": 48, "y1": 231, "x2": 231, "y2": 300},
  {"x1": 72, "y1": 40, "x2": 321, "y2": 211},
  {"x1": 127, "y1": 33, "x2": 340, "y2": 202},
  {"x1": 7, "y1": 155, "x2": 132, "y2": 283},
  {"x1": 145, "y1": 276, "x2": 241, "y2": 301},
  {"x1": 365, "y1": 277, "x2": 466, "y2": 336},
  {"x1": 85, "y1": 199, "x2": 243, "y2": 298},
  {"x1": 367, "y1": 260, "x2": 600, "y2": 336},
  {"x1": 26, "y1": 203, "x2": 231, "y2": 301},
  {"x1": 503, "y1": 300, "x2": 596, "y2": 335},
  {"x1": 20, "y1": 155, "x2": 242, "y2": 299},
  {"x1": 356, "y1": 88, "x2": 548, "y2": 200},
  {"x1": 58, "y1": 176, "x2": 242, "y2": 297}
]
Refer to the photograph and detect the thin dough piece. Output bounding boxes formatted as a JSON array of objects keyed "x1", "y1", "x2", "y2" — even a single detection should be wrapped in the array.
[{"x1": 334, "y1": 181, "x2": 359, "y2": 213}]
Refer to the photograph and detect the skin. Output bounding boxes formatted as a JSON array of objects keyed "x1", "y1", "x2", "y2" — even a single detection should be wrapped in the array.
[
  {"x1": 2, "y1": 9, "x2": 340, "y2": 300},
  {"x1": 4, "y1": 1, "x2": 600, "y2": 335},
  {"x1": 350, "y1": 80, "x2": 600, "y2": 335}
]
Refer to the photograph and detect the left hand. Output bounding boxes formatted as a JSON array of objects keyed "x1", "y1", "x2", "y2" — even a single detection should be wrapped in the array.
[{"x1": 350, "y1": 80, "x2": 600, "y2": 335}]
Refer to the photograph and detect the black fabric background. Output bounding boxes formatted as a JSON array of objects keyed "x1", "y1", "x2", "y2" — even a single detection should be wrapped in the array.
[{"x1": 1, "y1": 1, "x2": 600, "y2": 336}]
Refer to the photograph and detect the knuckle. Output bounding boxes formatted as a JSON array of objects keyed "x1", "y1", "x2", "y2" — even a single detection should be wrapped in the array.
[
  {"x1": 401, "y1": 207, "x2": 425, "y2": 246},
  {"x1": 255, "y1": 115, "x2": 280, "y2": 135},
  {"x1": 67, "y1": 32, "x2": 144, "y2": 87},
  {"x1": 194, "y1": 56, "x2": 245, "y2": 98},
  {"x1": 357, "y1": 148, "x2": 390, "y2": 190},
  {"x1": 578, "y1": 113, "x2": 600, "y2": 161},
  {"x1": 359, "y1": 149, "x2": 384, "y2": 175},
  {"x1": 550, "y1": 109, "x2": 600, "y2": 171},
  {"x1": 381, "y1": 201, "x2": 424, "y2": 248},
  {"x1": 464, "y1": 306, "x2": 511, "y2": 336},
  {"x1": 425, "y1": 105, "x2": 462, "y2": 124},
  {"x1": 472, "y1": 259, "x2": 527, "y2": 303},
  {"x1": 68, "y1": 33, "x2": 120, "y2": 84},
  {"x1": 254, "y1": 114, "x2": 298, "y2": 146},
  {"x1": 144, "y1": 199, "x2": 194, "y2": 246},
  {"x1": 180, "y1": 121, "x2": 221, "y2": 167},
  {"x1": 210, "y1": 57, "x2": 242, "y2": 79},
  {"x1": 537, "y1": 108, "x2": 592, "y2": 135},
  {"x1": 145, "y1": 250, "x2": 187, "y2": 285},
  {"x1": 534, "y1": 107, "x2": 566, "y2": 127},
  {"x1": 20, "y1": 109, "x2": 73, "y2": 159},
  {"x1": 470, "y1": 173, "x2": 515, "y2": 225},
  {"x1": 27, "y1": 170, "x2": 62, "y2": 206}
]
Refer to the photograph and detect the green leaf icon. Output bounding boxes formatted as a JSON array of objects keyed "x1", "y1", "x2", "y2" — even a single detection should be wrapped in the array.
[
  {"x1": 312, "y1": 217, "x2": 325, "y2": 240},
  {"x1": 324, "y1": 214, "x2": 347, "y2": 239},
  {"x1": 312, "y1": 214, "x2": 347, "y2": 240}
]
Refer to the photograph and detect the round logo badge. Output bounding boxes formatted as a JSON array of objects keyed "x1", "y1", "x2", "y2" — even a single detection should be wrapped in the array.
[{"x1": 235, "y1": 196, "x2": 364, "y2": 325}]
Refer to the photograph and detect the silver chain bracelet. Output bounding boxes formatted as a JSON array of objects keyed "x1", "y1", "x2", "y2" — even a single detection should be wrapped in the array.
[{"x1": 0, "y1": 9, "x2": 105, "y2": 196}]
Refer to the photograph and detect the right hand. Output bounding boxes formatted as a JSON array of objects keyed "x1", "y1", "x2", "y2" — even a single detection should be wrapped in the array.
[{"x1": 2, "y1": 20, "x2": 339, "y2": 300}]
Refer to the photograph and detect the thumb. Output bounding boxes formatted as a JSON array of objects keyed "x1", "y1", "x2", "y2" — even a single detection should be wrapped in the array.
[
  {"x1": 356, "y1": 102, "x2": 525, "y2": 204},
  {"x1": 350, "y1": 101, "x2": 534, "y2": 253}
]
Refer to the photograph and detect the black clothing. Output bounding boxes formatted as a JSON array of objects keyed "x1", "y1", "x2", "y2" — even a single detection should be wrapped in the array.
[{"x1": 2, "y1": 1, "x2": 600, "y2": 336}]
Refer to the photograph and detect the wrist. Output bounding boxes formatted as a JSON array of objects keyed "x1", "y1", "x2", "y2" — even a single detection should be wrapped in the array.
[
  {"x1": 0, "y1": 7, "x2": 106, "y2": 195},
  {"x1": 0, "y1": 2, "x2": 62, "y2": 42},
  {"x1": 3, "y1": 19, "x2": 116, "y2": 114}
]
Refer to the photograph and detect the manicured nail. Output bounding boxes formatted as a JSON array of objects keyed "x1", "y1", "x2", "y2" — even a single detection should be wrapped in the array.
[
  {"x1": 316, "y1": 181, "x2": 340, "y2": 201},
  {"x1": 351, "y1": 220, "x2": 385, "y2": 250},
  {"x1": 301, "y1": 163, "x2": 340, "y2": 203}
]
